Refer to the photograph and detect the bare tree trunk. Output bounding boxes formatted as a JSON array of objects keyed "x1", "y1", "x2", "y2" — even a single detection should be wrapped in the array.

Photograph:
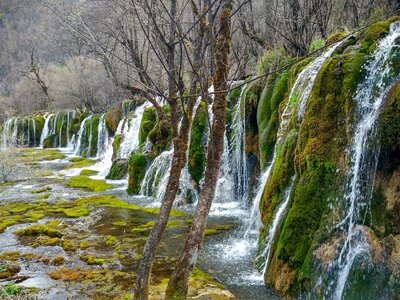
[{"x1": 164, "y1": 2, "x2": 232, "y2": 298}]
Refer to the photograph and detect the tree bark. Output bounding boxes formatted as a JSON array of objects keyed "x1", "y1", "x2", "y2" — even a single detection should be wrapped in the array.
[{"x1": 164, "y1": 1, "x2": 232, "y2": 298}]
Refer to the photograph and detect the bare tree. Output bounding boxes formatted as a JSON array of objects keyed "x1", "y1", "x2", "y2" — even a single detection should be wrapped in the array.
[{"x1": 164, "y1": 0, "x2": 232, "y2": 297}]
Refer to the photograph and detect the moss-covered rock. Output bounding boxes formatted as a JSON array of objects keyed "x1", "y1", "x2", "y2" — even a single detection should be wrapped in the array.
[
  {"x1": 33, "y1": 116, "x2": 45, "y2": 146},
  {"x1": 127, "y1": 153, "x2": 147, "y2": 195},
  {"x1": 360, "y1": 16, "x2": 400, "y2": 53},
  {"x1": 262, "y1": 36, "x2": 367, "y2": 297},
  {"x1": 139, "y1": 105, "x2": 171, "y2": 155},
  {"x1": 107, "y1": 159, "x2": 128, "y2": 180},
  {"x1": 372, "y1": 81, "x2": 400, "y2": 237},
  {"x1": 66, "y1": 176, "x2": 114, "y2": 192},
  {"x1": 188, "y1": 102, "x2": 207, "y2": 185},
  {"x1": 112, "y1": 134, "x2": 122, "y2": 160},
  {"x1": 43, "y1": 134, "x2": 57, "y2": 149}
]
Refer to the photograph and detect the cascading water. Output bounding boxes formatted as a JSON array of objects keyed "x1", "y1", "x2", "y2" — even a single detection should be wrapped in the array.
[
  {"x1": 31, "y1": 119, "x2": 36, "y2": 147},
  {"x1": 245, "y1": 40, "x2": 346, "y2": 238},
  {"x1": 74, "y1": 115, "x2": 91, "y2": 156},
  {"x1": 67, "y1": 112, "x2": 76, "y2": 149},
  {"x1": 207, "y1": 40, "x2": 347, "y2": 287},
  {"x1": 1, "y1": 118, "x2": 14, "y2": 148},
  {"x1": 12, "y1": 118, "x2": 18, "y2": 146},
  {"x1": 119, "y1": 103, "x2": 149, "y2": 159},
  {"x1": 40, "y1": 114, "x2": 54, "y2": 148},
  {"x1": 214, "y1": 83, "x2": 248, "y2": 204},
  {"x1": 318, "y1": 21, "x2": 400, "y2": 300},
  {"x1": 260, "y1": 177, "x2": 295, "y2": 276},
  {"x1": 233, "y1": 84, "x2": 249, "y2": 201},
  {"x1": 140, "y1": 149, "x2": 173, "y2": 200}
]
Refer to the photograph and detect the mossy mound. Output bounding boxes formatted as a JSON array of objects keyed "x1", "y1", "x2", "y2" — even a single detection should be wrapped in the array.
[
  {"x1": 66, "y1": 176, "x2": 114, "y2": 192},
  {"x1": 80, "y1": 169, "x2": 99, "y2": 176},
  {"x1": 127, "y1": 153, "x2": 148, "y2": 195},
  {"x1": 43, "y1": 134, "x2": 57, "y2": 149},
  {"x1": 67, "y1": 157, "x2": 96, "y2": 169},
  {"x1": 107, "y1": 159, "x2": 128, "y2": 180},
  {"x1": 139, "y1": 105, "x2": 171, "y2": 155},
  {"x1": 18, "y1": 149, "x2": 65, "y2": 163}
]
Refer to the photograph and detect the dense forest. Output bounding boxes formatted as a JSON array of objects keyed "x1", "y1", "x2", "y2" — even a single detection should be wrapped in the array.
[{"x1": 0, "y1": 0, "x2": 400, "y2": 299}]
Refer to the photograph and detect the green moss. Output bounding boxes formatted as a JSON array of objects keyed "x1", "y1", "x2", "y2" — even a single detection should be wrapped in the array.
[
  {"x1": 360, "y1": 17, "x2": 400, "y2": 53},
  {"x1": 107, "y1": 159, "x2": 128, "y2": 180},
  {"x1": 20, "y1": 149, "x2": 65, "y2": 162},
  {"x1": 38, "y1": 193, "x2": 51, "y2": 199},
  {"x1": 378, "y1": 81, "x2": 400, "y2": 173},
  {"x1": 31, "y1": 187, "x2": 52, "y2": 194},
  {"x1": 127, "y1": 153, "x2": 147, "y2": 195},
  {"x1": 66, "y1": 176, "x2": 114, "y2": 192},
  {"x1": 89, "y1": 114, "x2": 100, "y2": 157},
  {"x1": 139, "y1": 105, "x2": 171, "y2": 154},
  {"x1": 80, "y1": 254, "x2": 105, "y2": 265},
  {"x1": 260, "y1": 129, "x2": 297, "y2": 224},
  {"x1": 104, "y1": 235, "x2": 118, "y2": 246},
  {"x1": 14, "y1": 222, "x2": 63, "y2": 238},
  {"x1": 66, "y1": 157, "x2": 96, "y2": 169},
  {"x1": 139, "y1": 107, "x2": 157, "y2": 148},
  {"x1": 32, "y1": 236, "x2": 60, "y2": 247},
  {"x1": 62, "y1": 239, "x2": 77, "y2": 251},
  {"x1": 33, "y1": 116, "x2": 45, "y2": 145},
  {"x1": 257, "y1": 71, "x2": 289, "y2": 168},
  {"x1": 326, "y1": 32, "x2": 347, "y2": 45},
  {"x1": 112, "y1": 221, "x2": 127, "y2": 227},
  {"x1": 110, "y1": 136, "x2": 121, "y2": 162},
  {"x1": 63, "y1": 206, "x2": 90, "y2": 218},
  {"x1": 188, "y1": 102, "x2": 207, "y2": 184},
  {"x1": 148, "y1": 119, "x2": 172, "y2": 154},
  {"x1": 43, "y1": 134, "x2": 57, "y2": 148},
  {"x1": 132, "y1": 221, "x2": 154, "y2": 233},
  {"x1": 80, "y1": 169, "x2": 99, "y2": 176},
  {"x1": 74, "y1": 195, "x2": 186, "y2": 217},
  {"x1": 263, "y1": 40, "x2": 369, "y2": 296}
]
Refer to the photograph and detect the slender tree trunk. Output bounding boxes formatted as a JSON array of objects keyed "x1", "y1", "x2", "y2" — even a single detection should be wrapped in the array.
[
  {"x1": 164, "y1": 2, "x2": 232, "y2": 299},
  {"x1": 134, "y1": 91, "x2": 198, "y2": 300}
]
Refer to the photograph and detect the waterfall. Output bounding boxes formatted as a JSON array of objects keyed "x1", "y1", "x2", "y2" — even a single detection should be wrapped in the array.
[
  {"x1": 40, "y1": 114, "x2": 54, "y2": 147},
  {"x1": 321, "y1": 21, "x2": 400, "y2": 300},
  {"x1": 59, "y1": 118, "x2": 65, "y2": 147},
  {"x1": 67, "y1": 112, "x2": 76, "y2": 149},
  {"x1": 140, "y1": 149, "x2": 173, "y2": 199},
  {"x1": 74, "y1": 115, "x2": 91, "y2": 156},
  {"x1": 27, "y1": 119, "x2": 31, "y2": 146},
  {"x1": 32, "y1": 119, "x2": 36, "y2": 147},
  {"x1": 50, "y1": 113, "x2": 58, "y2": 135},
  {"x1": 96, "y1": 114, "x2": 106, "y2": 158},
  {"x1": 260, "y1": 177, "x2": 295, "y2": 276},
  {"x1": 12, "y1": 118, "x2": 18, "y2": 146},
  {"x1": 119, "y1": 103, "x2": 150, "y2": 159},
  {"x1": 210, "y1": 40, "x2": 346, "y2": 285},
  {"x1": 87, "y1": 119, "x2": 93, "y2": 157},
  {"x1": 233, "y1": 84, "x2": 249, "y2": 201},
  {"x1": 2, "y1": 118, "x2": 13, "y2": 148},
  {"x1": 246, "y1": 40, "x2": 346, "y2": 235}
]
